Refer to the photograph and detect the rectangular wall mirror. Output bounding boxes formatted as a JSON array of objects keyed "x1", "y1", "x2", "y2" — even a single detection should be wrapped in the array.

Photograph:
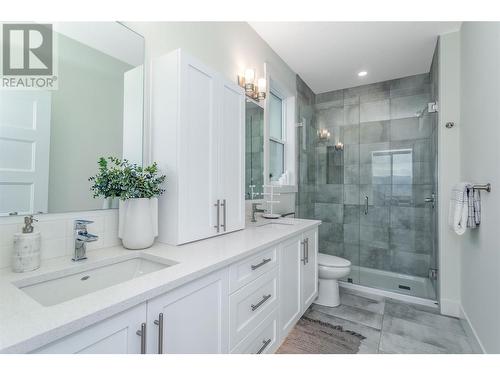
[
  {"x1": 245, "y1": 99, "x2": 264, "y2": 200},
  {"x1": 0, "y1": 22, "x2": 145, "y2": 216}
]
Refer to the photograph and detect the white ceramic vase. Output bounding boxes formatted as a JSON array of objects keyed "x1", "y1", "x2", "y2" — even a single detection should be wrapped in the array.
[{"x1": 118, "y1": 198, "x2": 158, "y2": 250}]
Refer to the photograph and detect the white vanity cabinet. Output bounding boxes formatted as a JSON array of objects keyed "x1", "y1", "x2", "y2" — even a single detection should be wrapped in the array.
[
  {"x1": 146, "y1": 269, "x2": 229, "y2": 354},
  {"x1": 31, "y1": 303, "x2": 147, "y2": 354},
  {"x1": 278, "y1": 235, "x2": 303, "y2": 337},
  {"x1": 152, "y1": 49, "x2": 245, "y2": 245},
  {"x1": 278, "y1": 229, "x2": 318, "y2": 340},
  {"x1": 24, "y1": 225, "x2": 319, "y2": 354},
  {"x1": 32, "y1": 270, "x2": 229, "y2": 355},
  {"x1": 300, "y1": 229, "x2": 318, "y2": 311}
]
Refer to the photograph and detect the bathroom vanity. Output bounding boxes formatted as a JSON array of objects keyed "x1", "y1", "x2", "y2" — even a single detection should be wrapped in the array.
[{"x1": 0, "y1": 219, "x2": 319, "y2": 354}]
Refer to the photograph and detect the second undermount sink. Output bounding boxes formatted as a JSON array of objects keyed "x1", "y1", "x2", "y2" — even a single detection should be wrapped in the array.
[
  {"x1": 256, "y1": 219, "x2": 296, "y2": 228},
  {"x1": 15, "y1": 254, "x2": 177, "y2": 307}
]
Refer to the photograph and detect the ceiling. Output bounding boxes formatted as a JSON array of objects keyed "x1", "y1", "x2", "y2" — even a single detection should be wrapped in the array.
[{"x1": 249, "y1": 22, "x2": 461, "y2": 93}]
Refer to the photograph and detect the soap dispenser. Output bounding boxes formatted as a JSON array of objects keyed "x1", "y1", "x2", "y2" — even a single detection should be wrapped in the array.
[{"x1": 12, "y1": 216, "x2": 41, "y2": 273}]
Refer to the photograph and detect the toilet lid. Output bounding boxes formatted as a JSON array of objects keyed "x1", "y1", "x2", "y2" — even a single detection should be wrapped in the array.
[{"x1": 318, "y1": 253, "x2": 351, "y2": 268}]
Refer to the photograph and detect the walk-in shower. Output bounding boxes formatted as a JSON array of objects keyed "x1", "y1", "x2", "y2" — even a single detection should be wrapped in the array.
[{"x1": 296, "y1": 55, "x2": 439, "y2": 301}]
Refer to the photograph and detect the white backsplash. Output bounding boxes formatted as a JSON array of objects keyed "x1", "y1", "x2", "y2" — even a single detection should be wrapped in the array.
[{"x1": 0, "y1": 210, "x2": 120, "y2": 270}]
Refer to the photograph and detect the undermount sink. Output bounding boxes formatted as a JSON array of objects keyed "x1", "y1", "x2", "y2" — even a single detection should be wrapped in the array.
[
  {"x1": 15, "y1": 254, "x2": 176, "y2": 307},
  {"x1": 256, "y1": 220, "x2": 296, "y2": 228}
]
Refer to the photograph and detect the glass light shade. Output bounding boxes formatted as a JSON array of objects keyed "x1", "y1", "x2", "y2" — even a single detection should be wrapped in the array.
[
  {"x1": 244, "y1": 68, "x2": 255, "y2": 84},
  {"x1": 257, "y1": 78, "x2": 266, "y2": 92}
]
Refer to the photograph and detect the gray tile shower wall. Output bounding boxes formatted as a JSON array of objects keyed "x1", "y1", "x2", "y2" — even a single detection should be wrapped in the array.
[{"x1": 310, "y1": 72, "x2": 436, "y2": 279}]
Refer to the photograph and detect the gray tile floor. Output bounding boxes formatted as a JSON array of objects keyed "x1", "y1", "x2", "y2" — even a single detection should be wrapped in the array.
[{"x1": 307, "y1": 287, "x2": 478, "y2": 354}]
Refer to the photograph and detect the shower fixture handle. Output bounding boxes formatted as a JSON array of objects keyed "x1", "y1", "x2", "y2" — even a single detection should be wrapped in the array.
[{"x1": 364, "y1": 196, "x2": 369, "y2": 215}]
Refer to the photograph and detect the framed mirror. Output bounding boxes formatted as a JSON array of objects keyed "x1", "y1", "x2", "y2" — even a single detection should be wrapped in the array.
[
  {"x1": 0, "y1": 22, "x2": 144, "y2": 216},
  {"x1": 245, "y1": 99, "x2": 264, "y2": 200}
]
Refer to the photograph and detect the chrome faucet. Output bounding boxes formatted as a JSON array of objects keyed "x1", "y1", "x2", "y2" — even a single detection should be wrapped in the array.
[
  {"x1": 73, "y1": 220, "x2": 98, "y2": 261},
  {"x1": 251, "y1": 203, "x2": 266, "y2": 223}
]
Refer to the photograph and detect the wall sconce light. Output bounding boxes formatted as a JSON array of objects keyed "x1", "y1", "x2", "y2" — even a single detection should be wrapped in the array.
[
  {"x1": 334, "y1": 142, "x2": 344, "y2": 151},
  {"x1": 318, "y1": 128, "x2": 331, "y2": 141},
  {"x1": 257, "y1": 78, "x2": 266, "y2": 100},
  {"x1": 238, "y1": 69, "x2": 266, "y2": 101},
  {"x1": 244, "y1": 68, "x2": 255, "y2": 94}
]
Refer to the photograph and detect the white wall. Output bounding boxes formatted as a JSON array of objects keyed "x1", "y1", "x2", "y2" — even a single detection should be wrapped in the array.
[
  {"x1": 437, "y1": 32, "x2": 462, "y2": 317},
  {"x1": 459, "y1": 22, "x2": 500, "y2": 353},
  {"x1": 0, "y1": 22, "x2": 299, "y2": 267},
  {"x1": 125, "y1": 22, "x2": 298, "y2": 214},
  {"x1": 124, "y1": 22, "x2": 297, "y2": 165}
]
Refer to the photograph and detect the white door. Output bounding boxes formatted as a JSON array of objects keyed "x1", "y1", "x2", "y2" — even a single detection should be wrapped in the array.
[
  {"x1": 279, "y1": 235, "x2": 302, "y2": 339},
  {"x1": 177, "y1": 55, "x2": 219, "y2": 243},
  {"x1": 301, "y1": 229, "x2": 318, "y2": 312},
  {"x1": 0, "y1": 91, "x2": 51, "y2": 216},
  {"x1": 146, "y1": 269, "x2": 229, "y2": 354},
  {"x1": 31, "y1": 303, "x2": 146, "y2": 354},
  {"x1": 217, "y1": 78, "x2": 245, "y2": 233}
]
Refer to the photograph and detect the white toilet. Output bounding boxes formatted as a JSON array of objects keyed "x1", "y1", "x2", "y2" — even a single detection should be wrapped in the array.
[{"x1": 316, "y1": 253, "x2": 351, "y2": 307}]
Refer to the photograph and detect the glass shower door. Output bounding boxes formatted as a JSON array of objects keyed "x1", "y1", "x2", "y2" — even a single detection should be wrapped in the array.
[{"x1": 358, "y1": 113, "x2": 437, "y2": 300}]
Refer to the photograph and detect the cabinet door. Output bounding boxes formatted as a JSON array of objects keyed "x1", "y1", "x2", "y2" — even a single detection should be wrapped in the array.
[
  {"x1": 178, "y1": 54, "x2": 219, "y2": 243},
  {"x1": 32, "y1": 303, "x2": 147, "y2": 354},
  {"x1": 146, "y1": 269, "x2": 229, "y2": 354},
  {"x1": 217, "y1": 78, "x2": 245, "y2": 233},
  {"x1": 279, "y1": 235, "x2": 302, "y2": 339},
  {"x1": 301, "y1": 229, "x2": 318, "y2": 312}
]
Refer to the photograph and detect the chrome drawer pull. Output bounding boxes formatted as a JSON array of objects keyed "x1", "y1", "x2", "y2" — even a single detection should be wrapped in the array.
[
  {"x1": 251, "y1": 258, "x2": 272, "y2": 270},
  {"x1": 154, "y1": 313, "x2": 164, "y2": 354},
  {"x1": 301, "y1": 240, "x2": 306, "y2": 265},
  {"x1": 305, "y1": 238, "x2": 309, "y2": 264},
  {"x1": 221, "y1": 199, "x2": 227, "y2": 231},
  {"x1": 136, "y1": 322, "x2": 146, "y2": 354},
  {"x1": 214, "y1": 200, "x2": 220, "y2": 232},
  {"x1": 251, "y1": 294, "x2": 271, "y2": 311},
  {"x1": 255, "y1": 338, "x2": 272, "y2": 354}
]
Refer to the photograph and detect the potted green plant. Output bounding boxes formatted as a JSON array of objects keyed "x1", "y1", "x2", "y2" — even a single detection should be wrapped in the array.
[{"x1": 89, "y1": 157, "x2": 166, "y2": 249}]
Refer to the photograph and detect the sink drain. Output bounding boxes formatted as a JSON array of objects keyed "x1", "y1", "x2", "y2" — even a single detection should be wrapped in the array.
[{"x1": 81, "y1": 275, "x2": 90, "y2": 281}]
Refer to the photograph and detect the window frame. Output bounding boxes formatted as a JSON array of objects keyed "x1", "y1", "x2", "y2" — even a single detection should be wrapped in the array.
[
  {"x1": 263, "y1": 67, "x2": 297, "y2": 191},
  {"x1": 268, "y1": 89, "x2": 286, "y2": 181}
]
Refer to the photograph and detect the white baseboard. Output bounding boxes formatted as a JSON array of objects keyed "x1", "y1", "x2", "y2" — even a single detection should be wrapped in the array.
[
  {"x1": 439, "y1": 298, "x2": 461, "y2": 317},
  {"x1": 339, "y1": 281, "x2": 438, "y2": 308},
  {"x1": 459, "y1": 305, "x2": 486, "y2": 354}
]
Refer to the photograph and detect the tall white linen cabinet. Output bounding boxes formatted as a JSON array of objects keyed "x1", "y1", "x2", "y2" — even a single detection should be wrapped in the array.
[{"x1": 152, "y1": 49, "x2": 245, "y2": 245}]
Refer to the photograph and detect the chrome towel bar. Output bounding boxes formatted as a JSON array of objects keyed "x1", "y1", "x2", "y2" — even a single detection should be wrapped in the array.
[{"x1": 472, "y1": 183, "x2": 491, "y2": 192}]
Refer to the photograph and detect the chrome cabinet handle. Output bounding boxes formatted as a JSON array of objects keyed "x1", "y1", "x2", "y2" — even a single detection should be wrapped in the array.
[
  {"x1": 251, "y1": 294, "x2": 271, "y2": 311},
  {"x1": 255, "y1": 338, "x2": 272, "y2": 354},
  {"x1": 214, "y1": 200, "x2": 220, "y2": 232},
  {"x1": 136, "y1": 322, "x2": 146, "y2": 354},
  {"x1": 154, "y1": 313, "x2": 164, "y2": 354},
  {"x1": 301, "y1": 240, "x2": 306, "y2": 265},
  {"x1": 364, "y1": 195, "x2": 369, "y2": 215},
  {"x1": 221, "y1": 199, "x2": 227, "y2": 231},
  {"x1": 251, "y1": 258, "x2": 272, "y2": 270},
  {"x1": 305, "y1": 238, "x2": 309, "y2": 264}
]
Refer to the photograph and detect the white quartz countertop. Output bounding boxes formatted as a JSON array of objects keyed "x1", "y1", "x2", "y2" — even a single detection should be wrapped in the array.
[{"x1": 0, "y1": 218, "x2": 320, "y2": 353}]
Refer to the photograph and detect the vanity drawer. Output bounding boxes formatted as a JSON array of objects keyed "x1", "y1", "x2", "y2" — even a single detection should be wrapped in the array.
[
  {"x1": 229, "y1": 246, "x2": 277, "y2": 293},
  {"x1": 231, "y1": 308, "x2": 278, "y2": 354},
  {"x1": 229, "y1": 267, "x2": 278, "y2": 349}
]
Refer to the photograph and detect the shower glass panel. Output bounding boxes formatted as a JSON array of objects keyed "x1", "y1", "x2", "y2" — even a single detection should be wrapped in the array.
[{"x1": 296, "y1": 72, "x2": 438, "y2": 301}]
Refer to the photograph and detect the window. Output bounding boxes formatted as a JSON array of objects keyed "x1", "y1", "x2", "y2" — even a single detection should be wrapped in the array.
[{"x1": 269, "y1": 91, "x2": 285, "y2": 181}]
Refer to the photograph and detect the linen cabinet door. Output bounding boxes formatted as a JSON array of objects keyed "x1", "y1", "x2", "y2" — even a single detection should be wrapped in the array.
[
  {"x1": 177, "y1": 54, "x2": 219, "y2": 243},
  {"x1": 146, "y1": 269, "x2": 229, "y2": 354},
  {"x1": 301, "y1": 228, "x2": 318, "y2": 312},
  {"x1": 217, "y1": 78, "x2": 245, "y2": 233},
  {"x1": 279, "y1": 235, "x2": 302, "y2": 339}
]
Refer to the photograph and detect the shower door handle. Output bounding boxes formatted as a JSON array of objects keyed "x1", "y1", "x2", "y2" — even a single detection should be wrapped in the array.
[{"x1": 364, "y1": 196, "x2": 369, "y2": 215}]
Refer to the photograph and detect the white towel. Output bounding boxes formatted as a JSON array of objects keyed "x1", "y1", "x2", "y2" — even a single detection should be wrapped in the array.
[{"x1": 449, "y1": 182, "x2": 470, "y2": 235}]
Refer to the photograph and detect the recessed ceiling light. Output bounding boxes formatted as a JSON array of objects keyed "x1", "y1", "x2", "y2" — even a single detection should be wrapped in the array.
[{"x1": 358, "y1": 71, "x2": 368, "y2": 77}]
